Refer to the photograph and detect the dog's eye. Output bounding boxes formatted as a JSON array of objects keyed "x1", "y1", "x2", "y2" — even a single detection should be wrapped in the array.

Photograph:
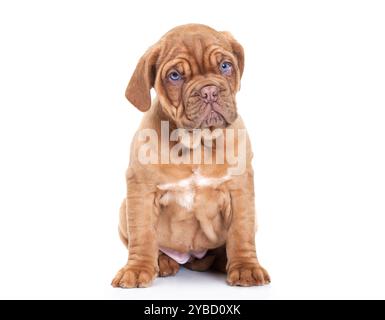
[
  {"x1": 168, "y1": 71, "x2": 182, "y2": 82},
  {"x1": 219, "y1": 61, "x2": 232, "y2": 75}
]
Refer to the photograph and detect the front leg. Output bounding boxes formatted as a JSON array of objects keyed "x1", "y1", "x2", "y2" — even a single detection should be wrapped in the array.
[
  {"x1": 112, "y1": 172, "x2": 159, "y2": 288},
  {"x1": 226, "y1": 172, "x2": 270, "y2": 286}
]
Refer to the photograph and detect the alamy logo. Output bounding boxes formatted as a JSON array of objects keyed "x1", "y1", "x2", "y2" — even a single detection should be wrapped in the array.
[{"x1": 136, "y1": 121, "x2": 247, "y2": 175}]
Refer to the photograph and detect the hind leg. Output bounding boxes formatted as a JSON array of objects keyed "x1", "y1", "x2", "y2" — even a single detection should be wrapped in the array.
[
  {"x1": 118, "y1": 198, "x2": 179, "y2": 277},
  {"x1": 158, "y1": 252, "x2": 180, "y2": 277}
]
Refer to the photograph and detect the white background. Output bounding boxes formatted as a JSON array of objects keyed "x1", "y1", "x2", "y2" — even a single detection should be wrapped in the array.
[{"x1": 0, "y1": 0, "x2": 384, "y2": 299}]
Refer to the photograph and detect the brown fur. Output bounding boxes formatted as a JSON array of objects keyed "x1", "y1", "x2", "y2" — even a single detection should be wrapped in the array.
[{"x1": 111, "y1": 24, "x2": 270, "y2": 288}]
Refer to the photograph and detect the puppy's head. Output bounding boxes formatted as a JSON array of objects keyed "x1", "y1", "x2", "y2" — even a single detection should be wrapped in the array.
[{"x1": 126, "y1": 24, "x2": 244, "y2": 129}]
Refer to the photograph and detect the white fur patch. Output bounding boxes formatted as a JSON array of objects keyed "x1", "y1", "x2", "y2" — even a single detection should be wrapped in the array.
[
  {"x1": 159, "y1": 189, "x2": 195, "y2": 211},
  {"x1": 158, "y1": 171, "x2": 231, "y2": 211}
]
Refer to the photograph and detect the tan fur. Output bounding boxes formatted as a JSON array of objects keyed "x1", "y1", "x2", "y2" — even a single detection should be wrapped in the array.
[{"x1": 111, "y1": 24, "x2": 270, "y2": 288}]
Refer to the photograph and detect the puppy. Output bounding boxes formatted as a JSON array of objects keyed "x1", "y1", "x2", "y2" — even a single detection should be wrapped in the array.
[{"x1": 112, "y1": 24, "x2": 270, "y2": 288}]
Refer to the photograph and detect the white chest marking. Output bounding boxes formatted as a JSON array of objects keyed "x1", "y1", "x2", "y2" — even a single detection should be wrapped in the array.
[
  {"x1": 157, "y1": 172, "x2": 231, "y2": 211},
  {"x1": 159, "y1": 188, "x2": 195, "y2": 211}
]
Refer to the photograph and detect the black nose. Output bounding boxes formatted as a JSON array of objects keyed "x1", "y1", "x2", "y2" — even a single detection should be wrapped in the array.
[{"x1": 200, "y1": 85, "x2": 218, "y2": 102}]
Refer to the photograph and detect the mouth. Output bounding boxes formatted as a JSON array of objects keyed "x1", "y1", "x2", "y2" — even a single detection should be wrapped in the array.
[
  {"x1": 201, "y1": 109, "x2": 226, "y2": 128},
  {"x1": 184, "y1": 89, "x2": 234, "y2": 129}
]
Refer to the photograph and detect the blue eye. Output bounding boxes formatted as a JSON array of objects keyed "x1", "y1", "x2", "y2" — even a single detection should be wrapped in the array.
[
  {"x1": 169, "y1": 71, "x2": 182, "y2": 81},
  {"x1": 219, "y1": 61, "x2": 232, "y2": 74}
]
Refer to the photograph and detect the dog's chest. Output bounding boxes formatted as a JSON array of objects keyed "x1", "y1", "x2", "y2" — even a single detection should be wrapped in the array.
[
  {"x1": 156, "y1": 171, "x2": 232, "y2": 251},
  {"x1": 157, "y1": 171, "x2": 230, "y2": 212}
]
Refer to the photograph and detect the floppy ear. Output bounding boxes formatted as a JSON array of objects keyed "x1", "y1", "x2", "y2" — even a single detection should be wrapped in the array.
[
  {"x1": 125, "y1": 45, "x2": 160, "y2": 112},
  {"x1": 221, "y1": 31, "x2": 245, "y2": 78}
]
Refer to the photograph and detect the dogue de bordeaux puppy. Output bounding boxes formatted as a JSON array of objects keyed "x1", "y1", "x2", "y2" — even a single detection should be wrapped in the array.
[{"x1": 112, "y1": 24, "x2": 270, "y2": 288}]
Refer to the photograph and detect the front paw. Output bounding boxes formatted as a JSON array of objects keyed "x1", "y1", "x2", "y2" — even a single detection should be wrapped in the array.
[
  {"x1": 111, "y1": 263, "x2": 157, "y2": 288},
  {"x1": 227, "y1": 262, "x2": 270, "y2": 287}
]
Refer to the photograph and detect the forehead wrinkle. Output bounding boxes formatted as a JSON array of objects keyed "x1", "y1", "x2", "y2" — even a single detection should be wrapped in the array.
[
  {"x1": 188, "y1": 54, "x2": 200, "y2": 76},
  {"x1": 177, "y1": 55, "x2": 199, "y2": 77},
  {"x1": 195, "y1": 38, "x2": 205, "y2": 74},
  {"x1": 181, "y1": 37, "x2": 206, "y2": 75},
  {"x1": 160, "y1": 56, "x2": 193, "y2": 80},
  {"x1": 203, "y1": 45, "x2": 220, "y2": 72},
  {"x1": 205, "y1": 45, "x2": 236, "y2": 72}
]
